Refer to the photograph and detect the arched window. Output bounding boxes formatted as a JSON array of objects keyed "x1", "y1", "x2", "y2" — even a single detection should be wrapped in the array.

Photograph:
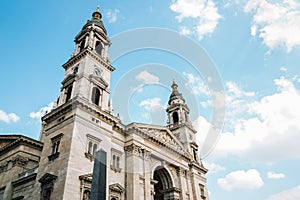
[
  {"x1": 65, "y1": 86, "x2": 73, "y2": 102},
  {"x1": 95, "y1": 41, "x2": 102, "y2": 55},
  {"x1": 93, "y1": 144, "x2": 97, "y2": 156},
  {"x1": 91, "y1": 87, "x2": 101, "y2": 106},
  {"x1": 80, "y1": 38, "x2": 86, "y2": 51},
  {"x1": 172, "y1": 112, "x2": 179, "y2": 124},
  {"x1": 82, "y1": 189, "x2": 90, "y2": 200}
]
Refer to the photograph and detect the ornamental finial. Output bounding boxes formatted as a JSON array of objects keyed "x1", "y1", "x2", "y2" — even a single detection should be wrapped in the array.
[
  {"x1": 96, "y1": 4, "x2": 100, "y2": 13},
  {"x1": 92, "y1": 4, "x2": 102, "y2": 20},
  {"x1": 171, "y1": 80, "x2": 178, "y2": 93}
]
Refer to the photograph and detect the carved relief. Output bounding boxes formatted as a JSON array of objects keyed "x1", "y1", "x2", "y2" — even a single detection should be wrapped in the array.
[
  {"x1": 124, "y1": 143, "x2": 142, "y2": 156},
  {"x1": 0, "y1": 162, "x2": 8, "y2": 173},
  {"x1": 142, "y1": 149, "x2": 151, "y2": 160},
  {"x1": 136, "y1": 127, "x2": 191, "y2": 159},
  {"x1": 12, "y1": 156, "x2": 29, "y2": 167}
]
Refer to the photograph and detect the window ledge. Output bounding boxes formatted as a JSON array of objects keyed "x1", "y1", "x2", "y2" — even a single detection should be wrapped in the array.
[
  {"x1": 85, "y1": 152, "x2": 94, "y2": 162},
  {"x1": 48, "y1": 152, "x2": 60, "y2": 161},
  {"x1": 110, "y1": 165, "x2": 121, "y2": 173}
]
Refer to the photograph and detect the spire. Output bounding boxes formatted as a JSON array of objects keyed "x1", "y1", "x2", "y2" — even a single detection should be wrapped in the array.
[
  {"x1": 92, "y1": 4, "x2": 102, "y2": 20},
  {"x1": 168, "y1": 80, "x2": 185, "y2": 105},
  {"x1": 171, "y1": 80, "x2": 179, "y2": 94}
]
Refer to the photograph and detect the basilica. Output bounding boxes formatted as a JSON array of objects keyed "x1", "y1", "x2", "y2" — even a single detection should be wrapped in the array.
[{"x1": 0, "y1": 6, "x2": 209, "y2": 200}]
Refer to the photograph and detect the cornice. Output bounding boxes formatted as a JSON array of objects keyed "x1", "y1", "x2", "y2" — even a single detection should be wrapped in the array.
[
  {"x1": 62, "y1": 48, "x2": 115, "y2": 72},
  {"x1": 189, "y1": 161, "x2": 208, "y2": 174},
  {"x1": 0, "y1": 135, "x2": 43, "y2": 156},
  {"x1": 168, "y1": 122, "x2": 197, "y2": 133},
  {"x1": 125, "y1": 124, "x2": 192, "y2": 161},
  {"x1": 42, "y1": 97, "x2": 124, "y2": 134},
  {"x1": 12, "y1": 173, "x2": 37, "y2": 187}
]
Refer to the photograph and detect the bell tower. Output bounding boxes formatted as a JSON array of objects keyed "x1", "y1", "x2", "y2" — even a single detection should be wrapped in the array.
[
  {"x1": 166, "y1": 81, "x2": 200, "y2": 163},
  {"x1": 35, "y1": 6, "x2": 119, "y2": 199},
  {"x1": 52, "y1": 5, "x2": 114, "y2": 113}
]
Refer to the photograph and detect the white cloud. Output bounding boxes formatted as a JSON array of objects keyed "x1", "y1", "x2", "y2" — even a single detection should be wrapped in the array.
[
  {"x1": 183, "y1": 72, "x2": 210, "y2": 95},
  {"x1": 210, "y1": 76, "x2": 300, "y2": 163},
  {"x1": 106, "y1": 9, "x2": 120, "y2": 23},
  {"x1": 244, "y1": 0, "x2": 300, "y2": 52},
  {"x1": 203, "y1": 162, "x2": 226, "y2": 173},
  {"x1": 226, "y1": 81, "x2": 255, "y2": 98},
  {"x1": 193, "y1": 115, "x2": 211, "y2": 144},
  {"x1": 218, "y1": 169, "x2": 264, "y2": 191},
  {"x1": 136, "y1": 70, "x2": 159, "y2": 84},
  {"x1": 140, "y1": 97, "x2": 162, "y2": 111},
  {"x1": 280, "y1": 66, "x2": 288, "y2": 72},
  {"x1": 170, "y1": 0, "x2": 221, "y2": 40},
  {"x1": 0, "y1": 110, "x2": 20, "y2": 123},
  {"x1": 29, "y1": 102, "x2": 53, "y2": 119},
  {"x1": 179, "y1": 26, "x2": 192, "y2": 35},
  {"x1": 267, "y1": 172, "x2": 285, "y2": 179},
  {"x1": 266, "y1": 186, "x2": 300, "y2": 200}
]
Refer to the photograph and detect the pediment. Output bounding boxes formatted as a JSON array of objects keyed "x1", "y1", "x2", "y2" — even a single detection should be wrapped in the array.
[
  {"x1": 0, "y1": 138, "x2": 16, "y2": 149},
  {"x1": 79, "y1": 173, "x2": 92, "y2": 182},
  {"x1": 61, "y1": 74, "x2": 76, "y2": 86},
  {"x1": 126, "y1": 123, "x2": 192, "y2": 159},
  {"x1": 38, "y1": 173, "x2": 57, "y2": 184},
  {"x1": 89, "y1": 74, "x2": 109, "y2": 89},
  {"x1": 109, "y1": 183, "x2": 124, "y2": 193}
]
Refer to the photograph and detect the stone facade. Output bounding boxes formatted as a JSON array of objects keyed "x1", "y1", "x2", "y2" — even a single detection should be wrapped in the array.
[
  {"x1": 0, "y1": 6, "x2": 209, "y2": 200},
  {"x1": 0, "y1": 135, "x2": 43, "y2": 200}
]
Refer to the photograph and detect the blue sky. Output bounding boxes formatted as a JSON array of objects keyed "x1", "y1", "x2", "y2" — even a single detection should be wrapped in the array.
[{"x1": 1, "y1": 0, "x2": 300, "y2": 199}]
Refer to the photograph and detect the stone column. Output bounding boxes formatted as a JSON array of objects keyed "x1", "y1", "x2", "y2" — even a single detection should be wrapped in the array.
[
  {"x1": 143, "y1": 149, "x2": 151, "y2": 200},
  {"x1": 124, "y1": 144, "x2": 142, "y2": 200},
  {"x1": 186, "y1": 170, "x2": 193, "y2": 200},
  {"x1": 177, "y1": 167, "x2": 187, "y2": 200}
]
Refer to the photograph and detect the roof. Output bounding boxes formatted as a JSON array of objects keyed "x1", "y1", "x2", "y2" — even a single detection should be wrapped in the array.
[
  {"x1": 125, "y1": 123, "x2": 192, "y2": 160},
  {"x1": 0, "y1": 135, "x2": 43, "y2": 156}
]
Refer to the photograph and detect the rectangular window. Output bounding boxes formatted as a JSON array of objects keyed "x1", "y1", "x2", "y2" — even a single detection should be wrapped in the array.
[
  {"x1": 110, "y1": 148, "x2": 122, "y2": 173},
  {"x1": 85, "y1": 134, "x2": 101, "y2": 161},
  {"x1": 48, "y1": 133, "x2": 63, "y2": 161},
  {"x1": 199, "y1": 184, "x2": 206, "y2": 200}
]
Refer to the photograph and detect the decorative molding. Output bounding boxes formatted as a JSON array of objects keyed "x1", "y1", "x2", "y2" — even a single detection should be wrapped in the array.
[
  {"x1": 109, "y1": 183, "x2": 124, "y2": 194},
  {"x1": 124, "y1": 143, "x2": 142, "y2": 156},
  {"x1": 42, "y1": 97, "x2": 123, "y2": 135},
  {"x1": 12, "y1": 173, "x2": 37, "y2": 187},
  {"x1": 126, "y1": 124, "x2": 192, "y2": 161},
  {"x1": 63, "y1": 48, "x2": 114, "y2": 72},
  {"x1": 84, "y1": 152, "x2": 94, "y2": 162},
  {"x1": 48, "y1": 152, "x2": 60, "y2": 161},
  {"x1": 86, "y1": 134, "x2": 102, "y2": 143},
  {"x1": 61, "y1": 74, "x2": 76, "y2": 87},
  {"x1": 79, "y1": 173, "x2": 92, "y2": 183},
  {"x1": 12, "y1": 155, "x2": 29, "y2": 167},
  {"x1": 50, "y1": 133, "x2": 64, "y2": 141},
  {"x1": 110, "y1": 165, "x2": 121, "y2": 173},
  {"x1": 0, "y1": 135, "x2": 43, "y2": 156},
  {"x1": 142, "y1": 149, "x2": 151, "y2": 160},
  {"x1": 38, "y1": 173, "x2": 57, "y2": 185}
]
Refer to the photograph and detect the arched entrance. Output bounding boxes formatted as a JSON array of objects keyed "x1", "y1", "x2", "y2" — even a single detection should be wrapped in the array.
[{"x1": 153, "y1": 167, "x2": 173, "y2": 200}]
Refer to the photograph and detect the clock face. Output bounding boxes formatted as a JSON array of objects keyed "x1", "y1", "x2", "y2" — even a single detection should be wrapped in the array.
[{"x1": 94, "y1": 67, "x2": 103, "y2": 77}]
